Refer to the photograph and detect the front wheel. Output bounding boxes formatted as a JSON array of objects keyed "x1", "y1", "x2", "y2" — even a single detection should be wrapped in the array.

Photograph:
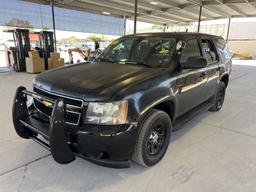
[
  {"x1": 209, "y1": 81, "x2": 226, "y2": 112},
  {"x1": 132, "y1": 109, "x2": 171, "y2": 167}
]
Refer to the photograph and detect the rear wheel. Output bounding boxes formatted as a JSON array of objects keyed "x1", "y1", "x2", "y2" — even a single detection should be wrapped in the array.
[
  {"x1": 209, "y1": 81, "x2": 226, "y2": 112},
  {"x1": 132, "y1": 109, "x2": 171, "y2": 167}
]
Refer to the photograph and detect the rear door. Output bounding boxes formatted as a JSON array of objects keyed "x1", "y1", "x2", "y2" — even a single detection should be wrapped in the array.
[
  {"x1": 199, "y1": 38, "x2": 220, "y2": 100},
  {"x1": 176, "y1": 38, "x2": 208, "y2": 116}
]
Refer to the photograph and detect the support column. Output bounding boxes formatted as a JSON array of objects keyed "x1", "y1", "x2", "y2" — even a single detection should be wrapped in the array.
[
  {"x1": 226, "y1": 17, "x2": 231, "y2": 41},
  {"x1": 123, "y1": 16, "x2": 126, "y2": 35},
  {"x1": 197, "y1": 6, "x2": 202, "y2": 33},
  {"x1": 134, "y1": 0, "x2": 138, "y2": 34},
  {"x1": 51, "y1": 0, "x2": 57, "y2": 52},
  {"x1": 163, "y1": 24, "x2": 167, "y2": 32}
]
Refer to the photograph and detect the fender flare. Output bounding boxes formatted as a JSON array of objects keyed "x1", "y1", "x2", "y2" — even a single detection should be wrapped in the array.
[{"x1": 138, "y1": 95, "x2": 177, "y2": 123}]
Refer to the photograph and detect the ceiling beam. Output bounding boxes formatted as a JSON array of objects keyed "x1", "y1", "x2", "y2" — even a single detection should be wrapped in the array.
[
  {"x1": 133, "y1": 0, "x2": 204, "y2": 20},
  {"x1": 203, "y1": 0, "x2": 255, "y2": 16},
  {"x1": 150, "y1": 0, "x2": 203, "y2": 20},
  {"x1": 151, "y1": 12, "x2": 191, "y2": 22},
  {"x1": 186, "y1": 0, "x2": 231, "y2": 17},
  {"x1": 142, "y1": 14, "x2": 177, "y2": 24},
  {"x1": 108, "y1": 0, "x2": 193, "y2": 22},
  {"x1": 225, "y1": 4, "x2": 247, "y2": 16},
  {"x1": 23, "y1": 0, "x2": 256, "y2": 26},
  {"x1": 244, "y1": 0, "x2": 256, "y2": 9},
  {"x1": 78, "y1": 0, "x2": 137, "y2": 14},
  {"x1": 203, "y1": 0, "x2": 247, "y2": 16},
  {"x1": 23, "y1": 0, "x2": 50, "y2": 5},
  {"x1": 138, "y1": 17, "x2": 171, "y2": 25},
  {"x1": 59, "y1": 1, "x2": 133, "y2": 17},
  {"x1": 82, "y1": 0, "x2": 188, "y2": 23},
  {"x1": 110, "y1": 0, "x2": 157, "y2": 11},
  {"x1": 136, "y1": 17, "x2": 166, "y2": 25},
  {"x1": 180, "y1": 4, "x2": 216, "y2": 18},
  {"x1": 225, "y1": 0, "x2": 256, "y2": 3},
  {"x1": 55, "y1": 0, "x2": 75, "y2": 5}
]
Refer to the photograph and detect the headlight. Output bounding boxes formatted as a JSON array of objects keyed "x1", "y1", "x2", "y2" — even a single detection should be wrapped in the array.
[{"x1": 85, "y1": 101, "x2": 128, "y2": 125}]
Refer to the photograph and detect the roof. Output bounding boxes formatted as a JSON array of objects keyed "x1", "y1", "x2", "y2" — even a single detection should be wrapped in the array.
[
  {"x1": 124, "y1": 32, "x2": 223, "y2": 39},
  {"x1": 23, "y1": 0, "x2": 256, "y2": 25}
]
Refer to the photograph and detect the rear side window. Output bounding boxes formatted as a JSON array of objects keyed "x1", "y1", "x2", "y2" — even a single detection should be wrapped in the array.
[
  {"x1": 201, "y1": 39, "x2": 218, "y2": 64},
  {"x1": 215, "y1": 38, "x2": 232, "y2": 60},
  {"x1": 180, "y1": 39, "x2": 201, "y2": 64}
]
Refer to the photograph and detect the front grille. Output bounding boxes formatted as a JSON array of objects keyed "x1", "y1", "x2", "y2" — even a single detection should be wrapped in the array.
[{"x1": 33, "y1": 86, "x2": 84, "y2": 126}]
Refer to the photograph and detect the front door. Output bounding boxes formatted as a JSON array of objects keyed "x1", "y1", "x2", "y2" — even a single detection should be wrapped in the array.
[
  {"x1": 200, "y1": 38, "x2": 220, "y2": 100},
  {"x1": 176, "y1": 38, "x2": 207, "y2": 116}
]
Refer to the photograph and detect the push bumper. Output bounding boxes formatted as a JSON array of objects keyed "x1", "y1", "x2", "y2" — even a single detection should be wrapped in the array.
[{"x1": 12, "y1": 86, "x2": 136, "y2": 168}]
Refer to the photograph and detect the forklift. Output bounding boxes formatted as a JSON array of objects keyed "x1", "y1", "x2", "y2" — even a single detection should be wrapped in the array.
[
  {"x1": 33, "y1": 31, "x2": 55, "y2": 70},
  {"x1": 5, "y1": 29, "x2": 55, "y2": 71},
  {"x1": 5, "y1": 29, "x2": 31, "y2": 72}
]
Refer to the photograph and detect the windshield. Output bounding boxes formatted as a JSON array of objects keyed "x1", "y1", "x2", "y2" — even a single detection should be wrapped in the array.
[{"x1": 97, "y1": 36, "x2": 177, "y2": 68}]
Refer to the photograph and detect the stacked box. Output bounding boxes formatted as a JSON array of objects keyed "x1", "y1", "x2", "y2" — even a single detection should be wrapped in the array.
[
  {"x1": 28, "y1": 51, "x2": 40, "y2": 58},
  {"x1": 26, "y1": 51, "x2": 45, "y2": 73},
  {"x1": 48, "y1": 52, "x2": 64, "y2": 69}
]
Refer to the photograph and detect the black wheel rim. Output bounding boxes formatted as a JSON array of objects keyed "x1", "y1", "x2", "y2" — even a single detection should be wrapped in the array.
[
  {"x1": 146, "y1": 121, "x2": 167, "y2": 156},
  {"x1": 217, "y1": 86, "x2": 225, "y2": 108}
]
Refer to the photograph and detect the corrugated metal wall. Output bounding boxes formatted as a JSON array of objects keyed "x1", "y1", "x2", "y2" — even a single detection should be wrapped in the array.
[{"x1": 0, "y1": 0, "x2": 124, "y2": 36}]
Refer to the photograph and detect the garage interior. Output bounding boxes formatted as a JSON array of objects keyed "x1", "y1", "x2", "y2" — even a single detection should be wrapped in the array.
[{"x1": 1, "y1": 0, "x2": 256, "y2": 192}]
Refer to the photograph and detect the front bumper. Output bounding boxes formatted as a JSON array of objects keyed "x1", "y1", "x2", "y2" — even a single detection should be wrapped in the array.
[{"x1": 12, "y1": 86, "x2": 137, "y2": 168}]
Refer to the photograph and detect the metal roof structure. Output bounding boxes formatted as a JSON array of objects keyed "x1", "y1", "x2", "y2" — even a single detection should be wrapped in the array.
[
  {"x1": 24, "y1": 0, "x2": 256, "y2": 25},
  {"x1": 1, "y1": 0, "x2": 125, "y2": 36}
]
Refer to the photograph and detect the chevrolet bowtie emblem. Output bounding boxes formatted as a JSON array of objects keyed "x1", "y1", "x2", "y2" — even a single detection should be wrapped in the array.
[{"x1": 42, "y1": 100, "x2": 53, "y2": 108}]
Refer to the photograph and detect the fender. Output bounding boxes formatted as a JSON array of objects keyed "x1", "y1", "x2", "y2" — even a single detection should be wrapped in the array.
[
  {"x1": 137, "y1": 89, "x2": 177, "y2": 123},
  {"x1": 218, "y1": 72, "x2": 229, "y2": 85}
]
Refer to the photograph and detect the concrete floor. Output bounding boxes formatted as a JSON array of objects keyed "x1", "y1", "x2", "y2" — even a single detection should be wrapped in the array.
[{"x1": 1, "y1": 64, "x2": 256, "y2": 192}]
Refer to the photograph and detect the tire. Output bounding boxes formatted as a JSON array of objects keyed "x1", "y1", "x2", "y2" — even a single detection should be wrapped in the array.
[
  {"x1": 209, "y1": 81, "x2": 226, "y2": 112},
  {"x1": 132, "y1": 109, "x2": 171, "y2": 167}
]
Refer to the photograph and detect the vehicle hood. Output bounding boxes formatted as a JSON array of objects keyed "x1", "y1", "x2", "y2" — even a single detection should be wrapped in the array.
[{"x1": 34, "y1": 62, "x2": 164, "y2": 101}]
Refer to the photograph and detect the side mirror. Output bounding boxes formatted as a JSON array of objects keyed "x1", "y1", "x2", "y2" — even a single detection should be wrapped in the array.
[{"x1": 183, "y1": 56, "x2": 207, "y2": 69}]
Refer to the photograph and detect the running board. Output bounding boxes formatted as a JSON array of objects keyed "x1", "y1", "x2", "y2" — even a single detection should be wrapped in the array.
[{"x1": 173, "y1": 101, "x2": 213, "y2": 131}]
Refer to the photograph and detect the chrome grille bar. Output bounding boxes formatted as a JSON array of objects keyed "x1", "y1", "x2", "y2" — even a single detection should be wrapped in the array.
[{"x1": 33, "y1": 87, "x2": 84, "y2": 126}]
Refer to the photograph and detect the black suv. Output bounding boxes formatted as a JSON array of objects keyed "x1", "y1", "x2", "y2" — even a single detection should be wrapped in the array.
[{"x1": 13, "y1": 33, "x2": 232, "y2": 168}]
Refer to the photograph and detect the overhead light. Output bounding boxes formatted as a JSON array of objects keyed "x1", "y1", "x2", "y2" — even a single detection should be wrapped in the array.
[
  {"x1": 102, "y1": 11, "x2": 111, "y2": 15},
  {"x1": 150, "y1": 1, "x2": 158, "y2": 5}
]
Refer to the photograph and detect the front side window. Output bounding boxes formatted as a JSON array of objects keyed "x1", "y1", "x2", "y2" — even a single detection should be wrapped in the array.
[
  {"x1": 180, "y1": 39, "x2": 201, "y2": 64},
  {"x1": 97, "y1": 37, "x2": 176, "y2": 68}
]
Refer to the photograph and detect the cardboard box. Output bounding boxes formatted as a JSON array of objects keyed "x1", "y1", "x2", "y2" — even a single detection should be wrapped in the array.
[
  {"x1": 52, "y1": 59, "x2": 64, "y2": 68},
  {"x1": 28, "y1": 51, "x2": 40, "y2": 58},
  {"x1": 26, "y1": 57, "x2": 45, "y2": 73},
  {"x1": 58, "y1": 58, "x2": 64, "y2": 66},
  {"x1": 48, "y1": 52, "x2": 64, "y2": 69},
  {"x1": 50, "y1": 52, "x2": 60, "y2": 59}
]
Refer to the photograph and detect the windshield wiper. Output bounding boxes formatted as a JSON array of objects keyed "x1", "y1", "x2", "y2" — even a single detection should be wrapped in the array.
[
  {"x1": 96, "y1": 58, "x2": 116, "y2": 63},
  {"x1": 119, "y1": 61, "x2": 152, "y2": 68}
]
